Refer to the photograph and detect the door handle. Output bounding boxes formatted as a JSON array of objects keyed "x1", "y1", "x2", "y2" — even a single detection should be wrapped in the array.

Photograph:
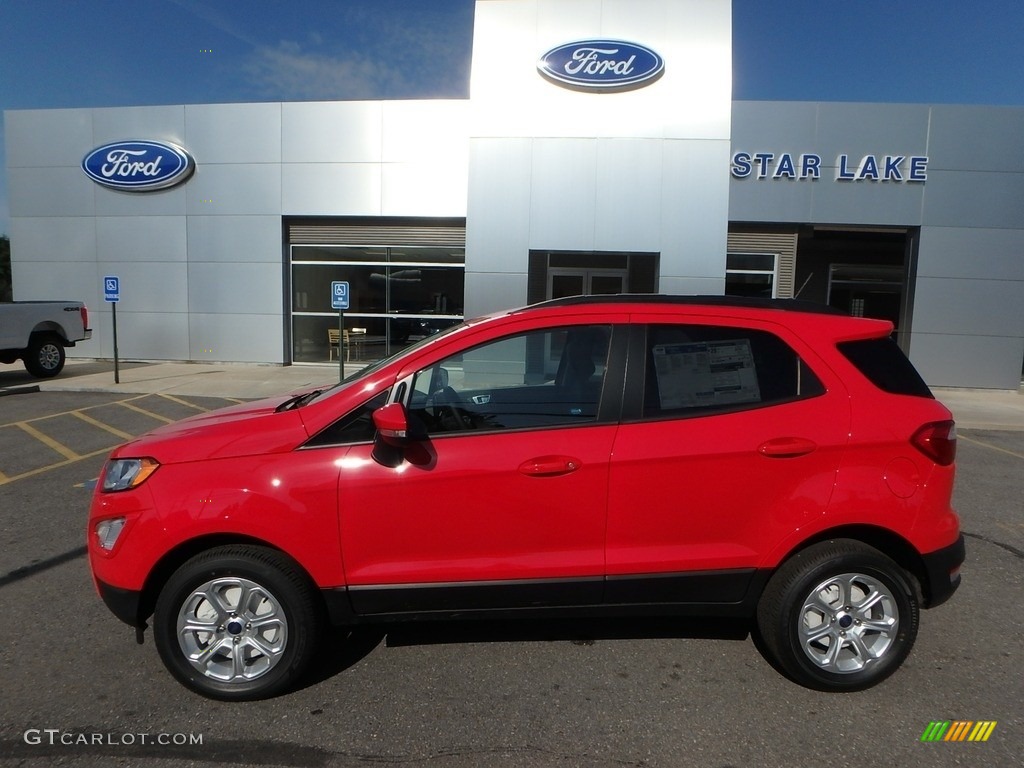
[
  {"x1": 758, "y1": 437, "x2": 818, "y2": 458},
  {"x1": 518, "y1": 455, "x2": 581, "y2": 477}
]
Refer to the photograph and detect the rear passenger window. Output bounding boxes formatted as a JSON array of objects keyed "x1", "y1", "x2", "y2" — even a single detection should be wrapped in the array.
[
  {"x1": 643, "y1": 325, "x2": 824, "y2": 418},
  {"x1": 838, "y1": 337, "x2": 933, "y2": 398}
]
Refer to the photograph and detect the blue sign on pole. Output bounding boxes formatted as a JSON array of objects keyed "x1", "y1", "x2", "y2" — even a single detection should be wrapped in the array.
[
  {"x1": 331, "y1": 281, "x2": 350, "y2": 310},
  {"x1": 103, "y1": 275, "x2": 120, "y2": 303}
]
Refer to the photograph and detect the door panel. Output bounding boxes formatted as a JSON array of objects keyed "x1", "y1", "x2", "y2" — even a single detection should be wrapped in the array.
[
  {"x1": 607, "y1": 399, "x2": 848, "y2": 575},
  {"x1": 338, "y1": 425, "x2": 617, "y2": 611},
  {"x1": 338, "y1": 322, "x2": 624, "y2": 614},
  {"x1": 606, "y1": 321, "x2": 850, "y2": 580}
]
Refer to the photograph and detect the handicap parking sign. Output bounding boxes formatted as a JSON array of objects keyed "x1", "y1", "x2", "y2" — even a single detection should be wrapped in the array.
[
  {"x1": 331, "y1": 281, "x2": 349, "y2": 310},
  {"x1": 103, "y1": 275, "x2": 120, "y2": 303}
]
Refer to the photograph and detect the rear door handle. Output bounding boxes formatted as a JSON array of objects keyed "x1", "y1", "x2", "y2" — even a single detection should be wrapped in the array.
[
  {"x1": 518, "y1": 455, "x2": 581, "y2": 477},
  {"x1": 758, "y1": 437, "x2": 817, "y2": 458}
]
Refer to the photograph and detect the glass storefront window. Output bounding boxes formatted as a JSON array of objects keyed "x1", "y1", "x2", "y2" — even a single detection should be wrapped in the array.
[{"x1": 291, "y1": 246, "x2": 464, "y2": 364}]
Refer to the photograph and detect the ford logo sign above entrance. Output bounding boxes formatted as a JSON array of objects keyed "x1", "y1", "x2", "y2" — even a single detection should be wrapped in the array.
[
  {"x1": 82, "y1": 141, "x2": 195, "y2": 192},
  {"x1": 538, "y1": 39, "x2": 664, "y2": 91}
]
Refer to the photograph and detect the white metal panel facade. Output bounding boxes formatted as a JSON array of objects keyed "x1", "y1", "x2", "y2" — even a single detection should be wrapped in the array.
[{"x1": 465, "y1": 0, "x2": 733, "y2": 317}]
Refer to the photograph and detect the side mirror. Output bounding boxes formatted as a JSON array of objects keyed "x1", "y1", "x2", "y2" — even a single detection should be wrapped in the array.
[{"x1": 372, "y1": 402, "x2": 410, "y2": 446}]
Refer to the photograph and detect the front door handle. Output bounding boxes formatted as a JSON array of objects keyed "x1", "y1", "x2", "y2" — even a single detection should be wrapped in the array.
[
  {"x1": 518, "y1": 455, "x2": 581, "y2": 477},
  {"x1": 758, "y1": 437, "x2": 818, "y2": 458}
]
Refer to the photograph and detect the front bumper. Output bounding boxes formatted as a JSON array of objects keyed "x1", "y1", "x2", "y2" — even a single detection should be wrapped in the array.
[{"x1": 921, "y1": 534, "x2": 965, "y2": 608}]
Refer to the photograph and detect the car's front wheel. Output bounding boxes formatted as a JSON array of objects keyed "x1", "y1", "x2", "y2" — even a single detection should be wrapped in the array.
[
  {"x1": 756, "y1": 539, "x2": 919, "y2": 691},
  {"x1": 153, "y1": 545, "x2": 322, "y2": 700}
]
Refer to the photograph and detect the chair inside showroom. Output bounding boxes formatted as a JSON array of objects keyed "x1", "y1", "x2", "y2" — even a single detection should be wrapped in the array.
[{"x1": 327, "y1": 328, "x2": 350, "y2": 361}]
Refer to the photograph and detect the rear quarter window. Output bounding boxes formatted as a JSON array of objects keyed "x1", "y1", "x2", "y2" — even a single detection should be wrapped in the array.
[{"x1": 837, "y1": 337, "x2": 933, "y2": 398}]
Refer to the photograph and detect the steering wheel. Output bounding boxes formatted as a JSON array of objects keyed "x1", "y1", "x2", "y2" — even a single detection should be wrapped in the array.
[{"x1": 427, "y1": 386, "x2": 473, "y2": 431}]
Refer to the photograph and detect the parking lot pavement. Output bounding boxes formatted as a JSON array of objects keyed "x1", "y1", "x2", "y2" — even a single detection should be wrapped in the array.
[
  {"x1": 933, "y1": 387, "x2": 1024, "y2": 432},
  {"x1": 0, "y1": 391, "x2": 245, "y2": 487}
]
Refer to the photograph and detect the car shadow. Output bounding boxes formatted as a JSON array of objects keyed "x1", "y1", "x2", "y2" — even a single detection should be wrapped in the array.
[
  {"x1": 296, "y1": 626, "x2": 387, "y2": 691},
  {"x1": 382, "y1": 616, "x2": 752, "y2": 648},
  {"x1": 296, "y1": 616, "x2": 754, "y2": 692}
]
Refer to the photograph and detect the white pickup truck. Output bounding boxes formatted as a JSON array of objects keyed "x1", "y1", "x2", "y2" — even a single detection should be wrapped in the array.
[{"x1": 0, "y1": 301, "x2": 92, "y2": 377}]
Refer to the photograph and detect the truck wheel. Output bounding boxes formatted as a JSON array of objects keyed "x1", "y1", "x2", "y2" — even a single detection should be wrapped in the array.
[
  {"x1": 24, "y1": 333, "x2": 66, "y2": 377},
  {"x1": 756, "y1": 539, "x2": 919, "y2": 691},
  {"x1": 153, "y1": 545, "x2": 323, "y2": 701}
]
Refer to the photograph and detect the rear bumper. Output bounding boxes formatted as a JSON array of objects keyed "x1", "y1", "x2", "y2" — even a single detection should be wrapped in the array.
[
  {"x1": 921, "y1": 534, "x2": 965, "y2": 608},
  {"x1": 97, "y1": 578, "x2": 145, "y2": 628}
]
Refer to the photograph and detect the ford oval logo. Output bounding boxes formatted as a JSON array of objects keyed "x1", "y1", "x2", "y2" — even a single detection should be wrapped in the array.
[
  {"x1": 537, "y1": 39, "x2": 664, "y2": 91},
  {"x1": 82, "y1": 141, "x2": 195, "y2": 191}
]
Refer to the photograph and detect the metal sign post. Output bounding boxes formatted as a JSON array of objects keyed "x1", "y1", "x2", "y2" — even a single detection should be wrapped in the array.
[
  {"x1": 331, "y1": 281, "x2": 350, "y2": 382},
  {"x1": 103, "y1": 276, "x2": 121, "y2": 383}
]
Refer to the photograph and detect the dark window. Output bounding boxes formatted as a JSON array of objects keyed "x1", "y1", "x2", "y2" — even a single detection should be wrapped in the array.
[
  {"x1": 725, "y1": 253, "x2": 777, "y2": 299},
  {"x1": 305, "y1": 391, "x2": 390, "y2": 447},
  {"x1": 838, "y1": 337, "x2": 933, "y2": 398},
  {"x1": 409, "y1": 326, "x2": 611, "y2": 435},
  {"x1": 642, "y1": 325, "x2": 825, "y2": 418}
]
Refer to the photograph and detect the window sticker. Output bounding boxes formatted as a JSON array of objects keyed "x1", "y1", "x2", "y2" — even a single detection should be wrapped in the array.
[{"x1": 652, "y1": 339, "x2": 761, "y2": 409}]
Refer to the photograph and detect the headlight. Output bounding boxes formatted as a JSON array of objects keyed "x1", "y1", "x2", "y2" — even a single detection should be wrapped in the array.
[
  {"x1": 95, "y1": 517, "x2": 126, "y2": 550},
  {"x1": 102, "y1": 458, "x2": 160, "y2": 492}
]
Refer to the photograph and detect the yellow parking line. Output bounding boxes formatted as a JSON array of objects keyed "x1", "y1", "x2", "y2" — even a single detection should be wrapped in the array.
[
  {"x1": 0, "y1": 446, "x2": 111, "y2": 486},
  {"x1": 70, "y1": 410, "x2": 134, "y2": 440},
  {"x1": 0, "y1": 394, "x2": 145, "y2": 430},
  {"x1": 116, "y1": 400, "x2": 175, "y2": 424},
  {"x1": 0, "y1": 468, "x2": 8, "y2": 483},
  {"x1": 959, "y1": 433, "x2": 1024, "y2": 461},
  {"x1": 996, "y1": 521, "x2": 1024, "y2": 536},
  {"x1": 158, "y1": 393, "x2": 210, "y2": 412},
  {"x1": 16, "y1": 421, "x2": 80, "y2": 461}
]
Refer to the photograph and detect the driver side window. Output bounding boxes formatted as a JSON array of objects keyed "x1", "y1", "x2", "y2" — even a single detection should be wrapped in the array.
[{"x1": 409, "y1": 325, "x2": 611, "y2": 436}]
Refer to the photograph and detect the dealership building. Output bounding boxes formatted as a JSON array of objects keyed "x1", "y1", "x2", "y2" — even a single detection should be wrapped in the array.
[{"x1": 5, "y1": 0, "x2": 1023, "y2": 389}]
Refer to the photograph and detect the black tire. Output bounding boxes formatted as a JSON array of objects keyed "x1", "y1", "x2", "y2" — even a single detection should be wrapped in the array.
[
  {"x1": 23, "y1": 333, "x2": 66, "y2": 377},
  {"x1": 756, "y1": 539, "x2": 919, "y2": 692},
  {"x1": 153, "y1": 545, "x2": 323, "y2": 701}
]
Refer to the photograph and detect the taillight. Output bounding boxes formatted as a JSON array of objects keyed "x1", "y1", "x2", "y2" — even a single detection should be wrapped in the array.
[
  {"x1": 911, "y1": 420, "x2": 957, "y2": 466},
  {"x1": 80, "y1": 305, "x2": 89, "y2": 330}
]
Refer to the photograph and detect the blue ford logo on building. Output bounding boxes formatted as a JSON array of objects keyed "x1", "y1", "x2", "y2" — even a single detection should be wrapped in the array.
[
  {"x1": 82, "y1": 141, "x2": 195, "y2": 191},
  {"x1": 538, "y1": 39, "x2": 664, "y2": 91}
]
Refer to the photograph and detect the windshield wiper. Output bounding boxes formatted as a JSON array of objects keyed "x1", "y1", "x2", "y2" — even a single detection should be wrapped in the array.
[{"x1": 275, "y1": 389, "x2": 325, "y2": 412}]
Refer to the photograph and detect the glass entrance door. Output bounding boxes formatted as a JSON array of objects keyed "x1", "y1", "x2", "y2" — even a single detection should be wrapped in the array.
[
  {"x1": 548, "y1": 269, "x2": 627, "y2": 300},
  {"x1": 550, "y1": 273, "x2": 585, "y2": 300}
]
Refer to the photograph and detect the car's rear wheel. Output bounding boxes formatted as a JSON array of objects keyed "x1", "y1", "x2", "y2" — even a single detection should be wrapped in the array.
[
  {"x1": 23, "y1": 333, "x2": 65, "y2": 377},
  {"x1": 153, "y1": 545, "x2": 322, "y2": 700},
  {"x1": 756, "y1": 539, "x2": 919, "y2": 691}
]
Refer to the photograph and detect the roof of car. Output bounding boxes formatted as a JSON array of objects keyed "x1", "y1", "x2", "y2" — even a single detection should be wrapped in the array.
[{"x1": 533, "y1": 294, "x2": 848, "y2": 315}]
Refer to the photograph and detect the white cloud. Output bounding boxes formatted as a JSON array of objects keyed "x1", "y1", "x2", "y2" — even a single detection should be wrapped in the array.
[
  {"x1": 169, "y1": 0, "x2": 472, "y2": 101},
  {"x1": 243, "y1": 40, "x2": 411, "y2": 100}
]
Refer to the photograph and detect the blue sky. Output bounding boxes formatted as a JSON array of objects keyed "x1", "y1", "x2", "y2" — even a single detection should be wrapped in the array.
[{"x1": 2, "y1": 0, "x2": 1022, "y2": 236}]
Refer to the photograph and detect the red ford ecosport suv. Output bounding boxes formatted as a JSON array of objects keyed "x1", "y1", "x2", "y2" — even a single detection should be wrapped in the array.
[{"x1": 88, "y1": 296, "x2": 963, "y2": 700}]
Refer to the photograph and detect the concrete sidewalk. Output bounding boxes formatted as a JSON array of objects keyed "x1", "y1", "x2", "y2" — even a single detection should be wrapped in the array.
[
  {"x1": 37, "y1": 359, "x2": 345, "y2": 400},
  {"x1": 3, "y1": 359, "x2": 1023, "y2": 431}
]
